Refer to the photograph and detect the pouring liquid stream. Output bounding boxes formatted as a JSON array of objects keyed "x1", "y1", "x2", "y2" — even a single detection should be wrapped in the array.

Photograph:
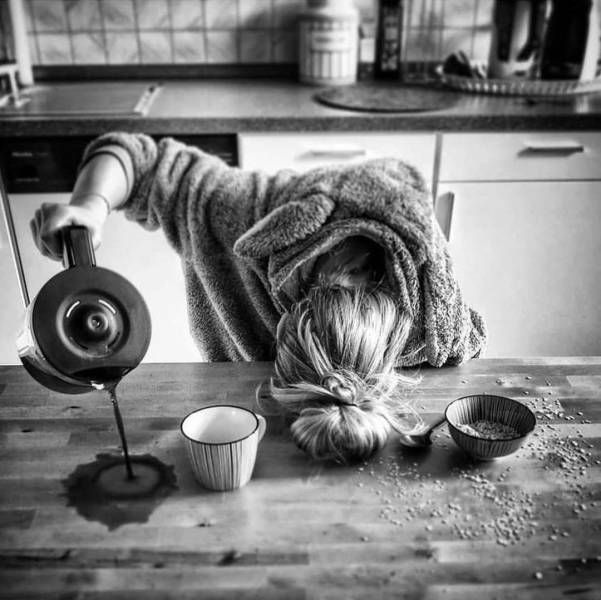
[
  {"x1": 63, "y1": 382, "x2": 178, "y2": 529},
  {"x1": 92, "y1": 382, "x2": 135, "y2": 480}
]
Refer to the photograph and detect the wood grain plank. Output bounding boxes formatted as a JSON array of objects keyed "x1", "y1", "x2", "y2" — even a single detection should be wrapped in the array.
[
  {"x1": 0, "y1": 432, "x2": 70, "y2": 448},
  {"x1": 0, "y1": 417, "x2": 180, "y2": 434},
  {"x1": 0, "y1": 566, "x2": 268, "y2": 593},
  {"x1": 423, "y1": 582, "x2": 601, "y2": 600},
  {"x1": 0, "y1": 510, "x2": 35, "y2": 530},
  {"x1": 0, "y1": 582, "x2": 304, "y2": 600},
  {"x1": 2, "y1": 561, "x2": 598, "y2": 597},
  {"x1": 0, "y1": 478, "x2": 65, "y2": 509},
  {"x1": 0, "y1": 589, "x2": 307, "y2": 600}
]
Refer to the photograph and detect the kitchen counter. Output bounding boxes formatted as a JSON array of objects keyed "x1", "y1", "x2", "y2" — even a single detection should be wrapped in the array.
[
  {"x1": 1, "y1": 358, "x2": 600, "y2": 598},
  {"x1": 1, "y1": 79, "x2": 601, "y2": 137}
]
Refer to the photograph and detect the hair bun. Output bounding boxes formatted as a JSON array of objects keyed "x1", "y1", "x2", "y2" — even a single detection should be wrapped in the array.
[{"x1": 320, "y1": 372, "x2": 357, "y2": 405}]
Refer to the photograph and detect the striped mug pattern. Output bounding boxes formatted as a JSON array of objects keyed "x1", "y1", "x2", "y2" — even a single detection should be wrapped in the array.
[
  {"x1": 445, "y1": 394, "x2": 536, "y2": 460},
  {"x1": 181, "y1": 405, "x2": 266, "y2": 491}
]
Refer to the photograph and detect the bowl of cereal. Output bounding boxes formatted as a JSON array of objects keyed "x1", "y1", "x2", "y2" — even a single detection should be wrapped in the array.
[{"x1": 445, "y1": 394, "x2": 536, "y2": 460}]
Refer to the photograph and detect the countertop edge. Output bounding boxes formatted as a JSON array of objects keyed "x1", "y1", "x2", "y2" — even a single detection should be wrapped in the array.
[{"x1": 2, "y1": 114, "x2": 601, "y2": 137}]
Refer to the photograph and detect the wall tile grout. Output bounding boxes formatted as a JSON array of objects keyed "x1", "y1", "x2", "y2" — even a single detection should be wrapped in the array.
[
  {"x1": 3, "y1": 0, "x2": 496, "y2": 68},
  {"x1": 99, "y1": 0, "x2": 110, "y2": 65},
  {"x1": 62, "y1": 0, "x2": 75, "y2": 65},
  {"x1": 166, "y1": 0, "x2": 175, "y2": 63},
  {"x1": 132, "y1": 0, "x2": 143, "y2": 64}
]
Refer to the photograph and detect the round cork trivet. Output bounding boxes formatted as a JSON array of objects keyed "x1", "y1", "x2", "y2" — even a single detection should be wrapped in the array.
[{"x1": 314, "y1": 83, "x2": 460, "y2": 113}]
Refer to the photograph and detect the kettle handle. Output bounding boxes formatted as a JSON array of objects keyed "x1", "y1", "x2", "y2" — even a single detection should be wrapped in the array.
[
  {"x1": 61, "y1": 225, "x2": 96, "y2": 269},
  {"x1": 516, "y1": 0, "x2": 549, "y2": 62}
]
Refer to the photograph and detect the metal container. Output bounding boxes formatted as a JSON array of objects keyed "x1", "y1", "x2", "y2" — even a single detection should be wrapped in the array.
[{"x1": 299, "y1": 0, "x2": 359, "y2": 86}]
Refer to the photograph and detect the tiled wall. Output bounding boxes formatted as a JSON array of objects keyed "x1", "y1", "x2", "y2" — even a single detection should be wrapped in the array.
[{"x1": 1, "y1": 0, "x2": 494, "y2": 67}]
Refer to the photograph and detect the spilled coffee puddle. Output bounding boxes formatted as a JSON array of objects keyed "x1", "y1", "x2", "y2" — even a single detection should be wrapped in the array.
[{"x1": 63, "y1": 453, "x2": 177, "y2": 530}]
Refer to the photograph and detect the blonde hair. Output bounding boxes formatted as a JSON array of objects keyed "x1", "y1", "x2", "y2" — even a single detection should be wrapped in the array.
[{"x1": 269, "y1": 285, "x2": 423, "y2": 463}]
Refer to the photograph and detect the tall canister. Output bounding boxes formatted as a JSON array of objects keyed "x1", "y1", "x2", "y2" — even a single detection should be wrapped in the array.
[{"x1": 299, "y1": 0, "x2": 359, "y2": 85}]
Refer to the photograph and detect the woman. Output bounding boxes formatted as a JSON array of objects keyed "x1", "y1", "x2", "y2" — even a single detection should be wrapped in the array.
[{"x1": 32, "y1": 132, "x2": 486, "y2": 463}]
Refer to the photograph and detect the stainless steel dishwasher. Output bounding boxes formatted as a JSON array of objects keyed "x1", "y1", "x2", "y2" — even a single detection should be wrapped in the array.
[{"x1": 0, "y1": 134, "x2": 238, "y2": 364}]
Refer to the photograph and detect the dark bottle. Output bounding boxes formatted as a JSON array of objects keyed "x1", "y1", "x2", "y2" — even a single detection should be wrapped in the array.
[{"x1": 375, "y1": 0, "x2": 404, "y2": 79}]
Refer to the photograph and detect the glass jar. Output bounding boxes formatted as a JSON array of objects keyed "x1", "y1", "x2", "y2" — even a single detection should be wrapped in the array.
[{"x1": 299, "y1": 0, "x2": 359, "y2": 86}]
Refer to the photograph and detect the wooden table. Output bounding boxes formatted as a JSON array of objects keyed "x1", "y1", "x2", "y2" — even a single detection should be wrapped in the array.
[{"x1": 1, "y1": 359, "x2": 600, "y2": 599}]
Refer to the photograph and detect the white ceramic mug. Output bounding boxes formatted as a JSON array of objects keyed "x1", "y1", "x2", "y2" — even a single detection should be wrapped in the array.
[{"x1": 180, "y1": 405, "x2": 266, "y2": 491}]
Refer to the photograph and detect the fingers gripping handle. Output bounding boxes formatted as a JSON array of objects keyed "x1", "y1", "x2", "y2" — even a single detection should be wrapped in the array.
[{"x1": 61, "y1": 225, "x2": 96, "y2": 269}]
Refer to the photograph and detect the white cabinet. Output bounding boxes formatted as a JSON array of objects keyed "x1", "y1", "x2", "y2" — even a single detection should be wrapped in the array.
[
  {"x1": 0, "y1": 215, "x2": 25, "y2": 365},
  {"x1": 440, "y1": 132, "x2": 601, "y2": 357},
  {"x1": 238, "y1": 132, "x2": 437, "y2": 190},
  {"x1": 439, "y1": 132, "x2": 601, "y2": 182}
]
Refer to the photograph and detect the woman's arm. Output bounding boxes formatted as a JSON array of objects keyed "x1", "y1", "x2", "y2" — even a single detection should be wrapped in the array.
[
  {"x1": 72, "y1": 144, "x2": 133, "y2": 212},
  {"x1": 31, "y1": 132, "x2": 283, "y2": 262},
  {"x1": 31, "y1": 145, "x2": 133, "y2": 259},
  {"x1": 78, "y1": 132, "x2": 284, "y2": 259}
]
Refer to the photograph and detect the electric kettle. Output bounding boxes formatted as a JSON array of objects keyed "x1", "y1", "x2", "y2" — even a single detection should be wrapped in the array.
[
  {"x1": 488, "y1": 0, "x2": 549, "y2": 78},
  {"x1": 16, "y1": 226, "x2": 151, "y2": 394},
  {"x1": 540, "y1": 0, "x2": 600, "y2": 81}
]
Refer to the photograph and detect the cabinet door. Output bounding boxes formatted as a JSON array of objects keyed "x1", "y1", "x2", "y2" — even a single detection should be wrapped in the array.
[
  {"x1": 444, "y1": 181, "x2": 601, "y2": 357},
  {"x1": 439, "y1": 132, "x2": 601, "y2": 182},
  {"x1": 238, "y1": 132, "x2": 436, "y2": 190},
  {"x1": 0, "y1": 212, "x2": 25, "y2": 364}
]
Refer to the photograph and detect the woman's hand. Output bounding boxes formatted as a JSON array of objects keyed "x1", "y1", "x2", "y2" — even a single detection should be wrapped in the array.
[{"x1": 30, "y1": 195, "x2": 109, "y2": 261}]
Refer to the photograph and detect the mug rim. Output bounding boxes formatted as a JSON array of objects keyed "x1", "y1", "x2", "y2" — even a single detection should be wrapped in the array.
[{"x1": 180, "y1": 403, "x2": 260, "y2": 446}]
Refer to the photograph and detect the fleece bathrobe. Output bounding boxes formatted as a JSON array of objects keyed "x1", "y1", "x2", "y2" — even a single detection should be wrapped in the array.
[{"x1": 81, "y1": 132, "x2": 487, "y2": 367}]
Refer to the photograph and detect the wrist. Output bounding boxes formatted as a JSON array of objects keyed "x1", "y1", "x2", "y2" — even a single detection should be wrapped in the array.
[{"x1": 71, "y1": 193, "x2": 111, "y2": 219}]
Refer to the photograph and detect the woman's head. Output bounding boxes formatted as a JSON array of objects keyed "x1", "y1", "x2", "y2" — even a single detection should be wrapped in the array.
[
  {"x1": 311, "y1": 236, "x2": 386, "y2": 289},
  {"x1": 271, "y1": 284, "x2": 422, "y2": 463}
]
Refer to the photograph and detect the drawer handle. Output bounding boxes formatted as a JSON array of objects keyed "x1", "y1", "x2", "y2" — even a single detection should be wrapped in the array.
[
  {"x1": 301, "y1": 145, "x2": 367, "y2": 159},
  {"x1": 522, "y1": 140, "x2": 585, "y2": 154}
]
